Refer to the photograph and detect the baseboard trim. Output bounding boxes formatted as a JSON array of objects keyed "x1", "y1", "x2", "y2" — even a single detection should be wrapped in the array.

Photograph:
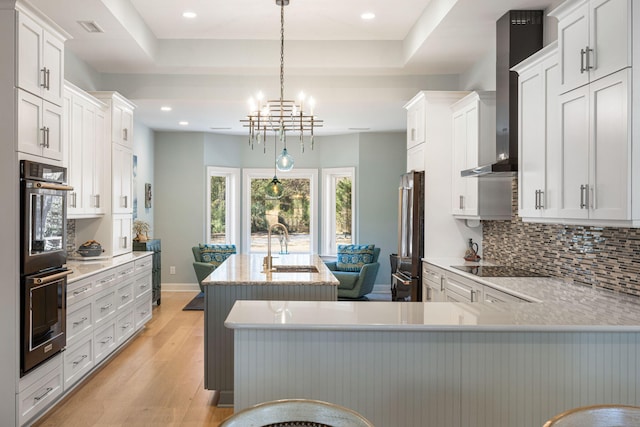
[{"x1": 162, "y1": 283, "x2": 200, "y2": 292}]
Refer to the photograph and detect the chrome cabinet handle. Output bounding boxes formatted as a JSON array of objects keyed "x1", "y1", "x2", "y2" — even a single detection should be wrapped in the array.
[
  {"x1": 470, "y1": 290, "x2": 477, "y2": 302},
  {"x1": 439, "y1": 276, "x2": 445, "y2": 292},
  {"x1": 580, "y1": 184, "x2": 589, "y2": 209},
  {"x1": 72, "y1": 354, "x2": 88, "y2": 367},
  {"x1": 73, "y1": 287, "x2": 88, "y2": 296},
  {"x1": 121, "y1": 294, "x2": 130, "y2": 300},
  {"x1": 410, "y1": 128, "x2": 416, "y2": 141},
  {"x1": 73, "y1": 317, "x2": 88, "y2": 326},
  {"x1": 123, "y1": 128, "x2": 128, "y2": 141},
  {"x1": 121, "y1": 322, "x2": 132, "y2": 330},
  {"x1": 100, "y1": 303, "x2": 113, "y2": 311},
  {"x1": 585, "y1": 47, "x2": 594, "y2": 71},
  {"x1": 70, "y1": 192, "x2": 77, "y2": 208},
  {"x1": 426, "y1": 286, "x2": 432, "y2": 301},
  {"x1": 45, "y1": 68, "x2": 50, "y2": 90},
  {"x1": 40, "y1": 68, "x2": 47, "y2": 88},
  {"x1": 580, "y1": 48, "x2": 586, "y2": 73},
  {"x1": 459, "y1": 195, "x2": 464, "y2": 210},
  {"x1": 34, "y1": 387, "x2": 53, "y2": 402},
  {"x1": 99, "y1": 336, "x2": 113, "y2": 345}
]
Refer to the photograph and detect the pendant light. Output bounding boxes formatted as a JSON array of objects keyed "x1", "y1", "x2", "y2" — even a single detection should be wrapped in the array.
[
  {"x1": 266, "y1": 133, "x2": 284, "y2": 199},
  {"x1": 241, "y1": 0, "x2": 323, "y2": 164}
]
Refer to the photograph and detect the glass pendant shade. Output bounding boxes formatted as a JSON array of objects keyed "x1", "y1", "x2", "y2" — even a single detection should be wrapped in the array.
[
  {"x1": 266, "y1": 175, "x2": 284, "y2": 199},
  {"x1": 276, "y1": 148, "x2": 294, "y2": 171}
]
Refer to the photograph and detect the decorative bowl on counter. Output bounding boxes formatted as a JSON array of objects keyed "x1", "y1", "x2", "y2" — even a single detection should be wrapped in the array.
[{"x1": 77, "y1": 240, "x2": 103, "y2": 257}]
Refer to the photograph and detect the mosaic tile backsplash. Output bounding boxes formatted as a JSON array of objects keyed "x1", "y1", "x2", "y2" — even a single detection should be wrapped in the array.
[{"x1": 482, "y1": 178, "x2": 640, "y2": 297}]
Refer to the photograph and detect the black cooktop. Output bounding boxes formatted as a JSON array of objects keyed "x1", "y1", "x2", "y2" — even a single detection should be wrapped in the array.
[{"x1": 451, "y1": 265, "x2": 547, "y2": 278}]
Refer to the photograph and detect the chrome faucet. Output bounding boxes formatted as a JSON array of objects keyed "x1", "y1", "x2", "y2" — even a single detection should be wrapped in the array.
[{"x1": 263, "y1": 222, "x2": 289, "y2": 271}]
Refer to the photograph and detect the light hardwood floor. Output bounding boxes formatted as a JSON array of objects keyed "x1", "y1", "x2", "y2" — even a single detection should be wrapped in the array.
[{"x1": 34, "y1": 292, "x2": 234, "y2": 427}]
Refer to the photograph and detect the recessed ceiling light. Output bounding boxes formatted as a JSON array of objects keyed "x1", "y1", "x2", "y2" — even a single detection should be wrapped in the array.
[
  {"x1": 160, "y1": 106, "x2": 172, "y2": 112},
  {"x1": 182, "y1": 11, "x2": 197, "y2": 19},
  {"x1": 179, "y1": 121, "x2": 189, "y2": 126},
  {"x1": 361, "y1": 12, "x2": 375, "y2": 20}
]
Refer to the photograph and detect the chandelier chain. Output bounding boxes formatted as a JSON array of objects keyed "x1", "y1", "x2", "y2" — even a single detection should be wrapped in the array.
[{"x1": 280, "y1": 1, "x2": 285, "y2": 116}]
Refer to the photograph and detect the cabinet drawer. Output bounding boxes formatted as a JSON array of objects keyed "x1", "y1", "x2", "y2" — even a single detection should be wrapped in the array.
[
  {"x1": 94, "y1": 320, "x2": 117, "y2": 365},
  {"x1": 63, "y1": 334, "x2": 93, "y2": 390},
  {"x1": 66, "y1": 299, "x2": 93, "y2": 345},
  {"x1": 116, "y1": 261, "x2": 135, "y2": 279},
  {"x1": 134, "y1": 294, "x2": 152, "y2": 329},
  {"x1": 116, "y1": 280, "x2": 135, "y2": 311},
  {"x1": 93, "y1": 270, "x2": 117, "y2": 294},
  {"x1": 134, "y1": 273, "x2": 152, "y2": 300},
  {"x1": 94, "y1": 288, "x2": 117, "y2": 327},
  {"x1": 134, "y1": 256, "x2": 153, "y2": 272},
  {"x1": 423, "y1": 264, "x2": 446, "y2": 288},
  {"x1": 19, "y1": 359, "x2": 63, "y2": 426},
  {"x1": 67, "y1": 276, "x2": 94, "y2": 305},
  {"x1": 116, "y1": 309, "x2": 135, "y2": 344},
  {"x1": 445, "y1": 273, "x2": 482, "y2": 303}
]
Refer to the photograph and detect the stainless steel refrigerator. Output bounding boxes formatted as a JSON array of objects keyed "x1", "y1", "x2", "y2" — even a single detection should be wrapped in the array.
[{"x1": 391, "y1": 171, "x2": 424, "y2": 301}]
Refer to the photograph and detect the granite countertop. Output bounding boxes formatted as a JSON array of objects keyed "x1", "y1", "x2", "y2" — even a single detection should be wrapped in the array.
[
  {"x1": 223, "y1": 256, "x2": 640, "y2": 332},
  {"x1": 202, "y1": 254, "x2": 340, "y2": 286},
  {"x1": 65, "y1": 251, "x2": 152, "y2": 284}
]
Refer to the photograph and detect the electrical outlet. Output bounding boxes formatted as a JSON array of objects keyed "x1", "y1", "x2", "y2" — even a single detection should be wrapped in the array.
[{"x1": 170, "y1": 266, "x2": 176, "y2": 275}]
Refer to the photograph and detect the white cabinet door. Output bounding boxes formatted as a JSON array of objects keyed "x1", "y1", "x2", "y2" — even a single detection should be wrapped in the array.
[
  {"x1": 589, "y1": 69, "x2": 630, "y2": 220},
  {"x1": 17, "y1": 12, "x2": 43, "y2": 99},
  {"x1": 558, "y1": 85, "x2": 590, "y2": 219},
  {"x1": 17, "y1": 89, "x2": 43, "y2": 157},
  {"x1": 463, "y1": 104, "x2": 479, "y2": 217},
  {"x1": 406, "y1": 100, "x2": 425, "y2": 149},
  {"x1": 518, "y1": 65, "x2": 545, "y2": 218},
  {"x1": 42, "y1": 100, "x2": 62, "y2": 161},
  {"x1": 555, "y1": 0, "x2": 630, "y2": 94},
  {"x1": 112, "y1": 145, "x2": 133, "y2": 214},
  {"x1": 111, "y1": 102, "x2": 134, "y2": 148},
  {"x1": 17, "y1": 89, "x2": 62, "y2": 161},
  {"x1": 589, "y1": 0, "x2": 630, "y2": 83},
  {"x1": 557, "y1": 2, "x2": 590, "y2": 93},
  {"x1": 451, "y1": 109, "x2": 468, "y2": 215},
  {"x1": 112, "y1": 215, "x2": 133, "y2": 256},
  {"x1": 42, "y1": 31, "x2": 64, "y2": 106},
  {"x1": 517, "y1": 47, "x2": 561, "y2": 219},
  {"x1": 17, "y1": 12, "x2": 64, "y2": 107}
]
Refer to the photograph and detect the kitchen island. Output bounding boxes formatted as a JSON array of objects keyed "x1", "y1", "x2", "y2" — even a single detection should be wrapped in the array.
[
  {"x1": 225, "y1": 292, "x2": 640, "y2": 427},
  {"x1": 202, "y1": 253, "x2": 339, "y2": 406}
]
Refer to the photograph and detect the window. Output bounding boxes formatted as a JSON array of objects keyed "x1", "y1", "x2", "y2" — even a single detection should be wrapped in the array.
[
  {"x1": 243, "y1": 168, "x2": 318, "y2": 254},
  {"x1": 321, "y1": 167, "x2": 356, "y2": 255},
  {"x1": 206, "y1": 166, "x2": 240, "y2": 245}
]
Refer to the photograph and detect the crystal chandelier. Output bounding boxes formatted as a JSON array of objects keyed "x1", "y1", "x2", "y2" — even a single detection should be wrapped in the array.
[{"x1": 241, "y1": 0, "x2": 323, "y2": 170}]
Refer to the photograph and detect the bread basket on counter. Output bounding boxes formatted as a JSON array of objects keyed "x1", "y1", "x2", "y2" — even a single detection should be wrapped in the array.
[{"x1": 76, "y1": 240, "x2": 104, "y2": 257}]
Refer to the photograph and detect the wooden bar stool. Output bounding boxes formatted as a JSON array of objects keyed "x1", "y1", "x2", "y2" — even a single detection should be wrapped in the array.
[{"x1": 543, "y1": 404, "x2": 640, "y2": 427}]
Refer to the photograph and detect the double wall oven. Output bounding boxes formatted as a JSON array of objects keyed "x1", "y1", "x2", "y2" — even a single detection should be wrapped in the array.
[{"x1": 20, "y1": 160, "x2": 73, "y2": 376}]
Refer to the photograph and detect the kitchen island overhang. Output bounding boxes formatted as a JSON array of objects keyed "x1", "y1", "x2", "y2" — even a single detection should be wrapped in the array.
[{"x1": 225, "y1": 299, "x2": 640, "y2": 427}]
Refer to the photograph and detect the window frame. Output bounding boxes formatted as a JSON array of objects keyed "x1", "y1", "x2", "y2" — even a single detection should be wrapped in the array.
[
  {"x1": 242, "y1": 168, "x2": 319, "y2": 254},
  {"x1": 321, "y1": 167, "x2": 356, "y2": 256},
  {"x1": 206, "y1": 166, "x2": 240, "y2": 246}
]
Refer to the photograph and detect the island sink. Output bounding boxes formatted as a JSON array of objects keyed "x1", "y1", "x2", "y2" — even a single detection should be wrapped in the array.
[{"x1": 271, "y1": 265, "x2": 319, "y2": 273}]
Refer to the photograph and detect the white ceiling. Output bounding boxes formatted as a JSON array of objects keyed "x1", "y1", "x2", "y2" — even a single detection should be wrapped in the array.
[{"x1": 30, "y1": 0, "x2": 557, "y2": 135}]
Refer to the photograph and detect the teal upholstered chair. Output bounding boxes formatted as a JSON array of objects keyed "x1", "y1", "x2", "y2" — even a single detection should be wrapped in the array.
[
  {"x1": 192, "y1": 244, "x2": 236, "y2": 292},
  {"x1": 324, "y1": 245, "x2": 381, "y2": 300}
]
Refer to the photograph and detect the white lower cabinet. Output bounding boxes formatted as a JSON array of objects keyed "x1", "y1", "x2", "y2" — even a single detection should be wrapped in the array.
[
  {"x1": 63, "y1": 334, "x2": 93, "y2": 389},
  {"x1": 422, "y1": 262, "x2": 447, "y2": 302},
  {"x1": 16, "y1": 256, "x2": 154, "y2": 426},
  {"x1": 18, "y1": 354, "x2": 63, "y2": 427},
  {"x1": 445, "y1": 272, "x2": 483, "y2": 303},
  {"x1": 94, "y1": 320, "x2": 117, "y2": 365}
]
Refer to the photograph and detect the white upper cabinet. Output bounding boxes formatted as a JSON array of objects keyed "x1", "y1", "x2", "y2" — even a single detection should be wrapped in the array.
[
  {"x1": 63, "y1": 83, "x2": 108, "y2": 218},
  {"x1": 450, "y1": 92, "x2": 511, "y2": 220},
  {"x1": 405, "y1": 97, "x2": 425, "y2": 150},
  {"x1": 551, "y1": 0, "x2": 630, "y2": 94},
  {"x1": 17, "y1": 89, "x2": 63, "y2": 161},
  {"x1": 17, "y1": 9, "x2": 65, "y2": 107},
  {"x1": 557, "y1": 70, "x2": 630, "y2": 221},
  {"x1": 112, "y1": 144, "x2": 133, "y2": 215},
  {"x1": 513, "y1": 42, "x2": 561, "y2": 219}
]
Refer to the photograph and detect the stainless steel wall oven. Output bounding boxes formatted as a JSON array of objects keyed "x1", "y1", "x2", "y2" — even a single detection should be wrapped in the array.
[{"x1": 20, "y1": 160, "x2": 72, "y2": 376}]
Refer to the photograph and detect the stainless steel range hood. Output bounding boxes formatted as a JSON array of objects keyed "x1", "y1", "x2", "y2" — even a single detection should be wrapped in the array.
[{"x1": 462, "y1": 10, "x2": 543, "y2": 178}]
